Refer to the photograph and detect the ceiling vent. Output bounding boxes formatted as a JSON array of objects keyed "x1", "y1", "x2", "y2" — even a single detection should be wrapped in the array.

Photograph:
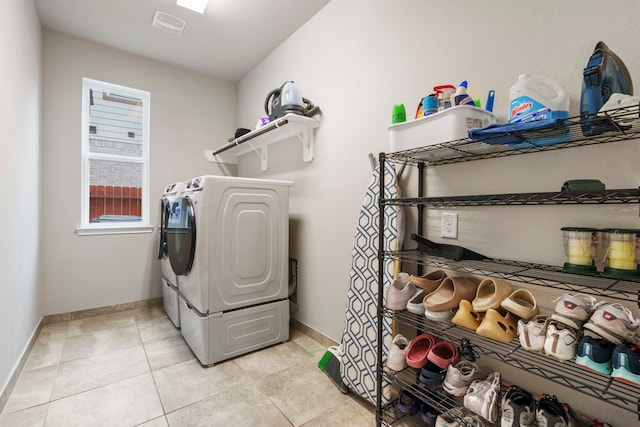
[{"x1": 152, "y1": 11, "x2": 186, "y2": 35}]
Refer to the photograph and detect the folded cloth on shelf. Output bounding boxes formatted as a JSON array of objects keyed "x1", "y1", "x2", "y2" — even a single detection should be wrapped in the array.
[{"x1": 467, "y1": 118, "x2": 567, "y2": 145}]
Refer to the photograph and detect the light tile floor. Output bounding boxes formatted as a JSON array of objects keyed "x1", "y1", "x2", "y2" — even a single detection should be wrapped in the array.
[{"x1": 0, "y1": 305, "x2": 376, "y2": 427}]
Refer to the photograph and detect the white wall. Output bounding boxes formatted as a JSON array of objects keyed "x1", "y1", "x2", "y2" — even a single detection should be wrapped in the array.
[
  {"x1": 0, "y1": 0, "x2": 41, "y2": 400},
  {"x1": 239, "y1": 0, "x2": 640, "y2": 338},
  {"x1": 237, "y1": 0, "x2": 639, "y2": 422},
  {"x1": 40, "y1": 30, "x2": 237, "y2": 315}
]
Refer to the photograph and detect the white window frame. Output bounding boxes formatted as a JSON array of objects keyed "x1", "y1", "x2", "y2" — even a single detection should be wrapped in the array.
[{"x1": 76, "y1": 78, "x2": 153, "y2": 236}]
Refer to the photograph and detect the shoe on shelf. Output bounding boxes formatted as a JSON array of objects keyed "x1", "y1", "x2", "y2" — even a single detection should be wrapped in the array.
[
  {"x1": 463, "y1": 371, "x2": 501, "y2": 423},
  {"x1": 476, "y1": 309, "x2": 518, "y2": 343},
  {"x1": 452, "y1": 300, "x2": 483, "y2": 331},
  {"x1": 410, "y1": 269, "x2": 447, "y2": 292},
  {"x1": 423, "y1": 276, "x2": 479, "y2": 312},
  {"x1": 397, "y1": 389, "x2": 420, "y2": 415},
  {"x1": 583, "y1": 302, "x2": 640, "y2": 345},
  {"x1": 418, "y1": 361, "x2": 447, "y2": 386},
  {"x1": 611, "y1": 343, "x2": 640, "y2": 386},
  {"x1": 543, "y1": 321, "x2": 578, "y2": 361},
  {"x1": 518, "y1": 315, "x2": 549, "y2": 351},
  {"x1": 424, "y1": 306, "x2": 457, "y2": 321},
  {"x1": 535, "y1": 394, "x2": 581, "y2": 427},
  {"x1": 550, "y1": 293, "x2": 602, "y2": 330},
  {"x1": 406, "y1": 333, "x2": 437, "y2": 369},
  {"x1": 385, "y1": 272, "x2": 416, "y2": 310},
  {"x1": 501, "y1": 288, "x2": 540, "y2": 321},
  {"x1": 472, "y1": 278, "x2": 513, "y2": 312},
  {"x1": 386, "y1": 334, "x2": 409, "y2": 371},
  {"x1": 575, "y1": 335, "x2": 615, "y2": 375},
  {"x1": 420, "y1": 402, "x2": 438, "y2": 426},
  {"x1": 501, "y1": 385, "x2": 536, "y2": 427},
  {"x1": 435, "y1": 407, "x2": 485, "y2": 427},
  {"x1": 406, "y1": 289, "x2": 429, "y2": 315},
  {"x1": 442, "y1": 360, "x2": 486, "y2": 397},
  {"x1": 427, "y1": 340, "x2": 459, "y2": 370}
]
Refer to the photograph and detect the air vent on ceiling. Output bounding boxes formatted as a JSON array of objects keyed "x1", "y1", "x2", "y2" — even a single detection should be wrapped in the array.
[{"x1": 152, "y1": 11, "x2": 186, "y2": 35}]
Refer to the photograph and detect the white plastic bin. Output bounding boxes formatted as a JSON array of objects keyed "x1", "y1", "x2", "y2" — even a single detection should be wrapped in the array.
[{"x1": 388, "y1": 106, "x2": 498, "y2": 152}]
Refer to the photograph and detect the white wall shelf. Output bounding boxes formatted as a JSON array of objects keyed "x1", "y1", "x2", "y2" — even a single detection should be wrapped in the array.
[{"x1": 205, "y1": 113, "x2": 320, "y2": 171}]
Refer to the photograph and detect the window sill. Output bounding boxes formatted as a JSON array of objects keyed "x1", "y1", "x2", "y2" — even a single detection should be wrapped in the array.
[{"x1": 75, "y1": 225, "x2": 155, "y2": 236}]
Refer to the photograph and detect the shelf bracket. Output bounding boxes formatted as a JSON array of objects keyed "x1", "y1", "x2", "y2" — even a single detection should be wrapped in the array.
[{"x1": 287, "y1": 121, "x2": 314, "y2": 162}]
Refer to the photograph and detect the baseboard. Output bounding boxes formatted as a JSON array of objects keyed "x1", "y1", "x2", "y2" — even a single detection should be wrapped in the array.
[
  {"x1": 291, "y1": 319, "x2": 339, "y2": 348},
  {"x1": 0, "y1": 297, "x2": 163, "y2": 413},
  {"x1": 0, "y1": 318, "x2": 43, "y2": 415},
  {"x1": 43, "y1": 297, "x2": 163, "y2": 325}
]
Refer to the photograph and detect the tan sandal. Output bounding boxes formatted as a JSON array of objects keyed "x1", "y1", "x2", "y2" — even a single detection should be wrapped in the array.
[
  {"x1": 501, "y1": 288, "x2": 540, "y2": 320},
  {"x1": 409, "y1": 269, "x2": 447, "y2": 292}
]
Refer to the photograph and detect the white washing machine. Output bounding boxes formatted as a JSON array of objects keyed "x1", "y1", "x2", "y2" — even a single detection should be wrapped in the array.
[
  {"x1": 167, "y1": 175, "x2": 292, "y2": 365},
  {"x1": 158, "y1": 181, "x2": 185, "y2": 327}
]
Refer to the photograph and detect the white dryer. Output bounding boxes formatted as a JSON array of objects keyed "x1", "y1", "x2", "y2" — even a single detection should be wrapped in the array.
[
  {"x1": 158, "y1": 181, "x2": 185, "y2": 327},
  {"x1": 167, "y1": 175, "x2": 292, "y2": 365}
]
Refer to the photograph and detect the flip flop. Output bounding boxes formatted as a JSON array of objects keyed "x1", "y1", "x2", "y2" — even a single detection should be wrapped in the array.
[
  {"x1": 472, "y1": 278, "x2": 513, "y2": 312},
  {"x1": 422, "y1": 276, "x2": 479, "y2": 312}
]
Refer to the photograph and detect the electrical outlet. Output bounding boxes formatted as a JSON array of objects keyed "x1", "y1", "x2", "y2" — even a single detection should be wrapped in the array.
[{"x1": 441, "y1": 212, "x2": 458, "y2": 239}]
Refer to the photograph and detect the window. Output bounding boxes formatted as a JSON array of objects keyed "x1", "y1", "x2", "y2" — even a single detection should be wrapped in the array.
[{"x1": 77, "y1": 78, "x2": 152, "y2": 235}]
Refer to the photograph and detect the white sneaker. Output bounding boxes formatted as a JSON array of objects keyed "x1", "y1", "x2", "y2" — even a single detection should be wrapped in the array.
[
  {"x1": 442, "y1": 360, "x2": 487, "y2": 396},
  {"x1": 406, "y1": 289, "x2": 428, "y2": 315},
  {"x1": 544, "y1": 321, "x2": 578, "y2": 361},
  {"x1": 584, "y1": 303, "x2": 640, "y2": 345},
  {"x1": 518, "y1": 315, "x2": 548, "y2": 351},
  {"x1": 386, "y1": 334, "x2": 409, "y2": 371},
  {"x1": 550, "y1": 293, "x2": 602, "y2": 329},
  {"x1": 385, "y1": 272, "x2": 416, "y2": 310},
  {"x1": 435, "y1": 408, "x2": 485, "y2": 427},
  {"x1": 464, "y1": 371, "x2": 501, "y2": 423}
]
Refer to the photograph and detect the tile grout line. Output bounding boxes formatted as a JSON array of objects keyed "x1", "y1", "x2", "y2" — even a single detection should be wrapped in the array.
[{"x1": 134, "y1": 308, "x2": 172, "y2": 422}]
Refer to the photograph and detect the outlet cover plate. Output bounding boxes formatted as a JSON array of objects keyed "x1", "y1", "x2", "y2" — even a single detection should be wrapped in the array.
[{"x1": 441, "y1": 212, "x2": 458, "y2": 239}]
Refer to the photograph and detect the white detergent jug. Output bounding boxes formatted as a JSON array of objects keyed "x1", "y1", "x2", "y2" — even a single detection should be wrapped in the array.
[{"x1": 509, "y1": 74, "x2": 569, "y2": 123}]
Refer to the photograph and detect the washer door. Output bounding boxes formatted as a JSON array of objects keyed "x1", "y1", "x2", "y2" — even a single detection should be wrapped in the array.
[
  {"x1": 157, "y1": 198, "x2": 169, "y2": 260},
  {"x1": 166, "y1": 196, "x2": 196, "y2": 276}
]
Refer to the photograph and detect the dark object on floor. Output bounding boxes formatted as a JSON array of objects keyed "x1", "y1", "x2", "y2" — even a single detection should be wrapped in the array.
[{"x1": 411, "y1": 233, "x2": 487, "y2": 261}]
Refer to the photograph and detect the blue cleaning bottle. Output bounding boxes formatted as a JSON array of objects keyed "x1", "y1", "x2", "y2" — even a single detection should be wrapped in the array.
[{"x1": 453, "y1": 81, "x2": 475, "y2": 106}]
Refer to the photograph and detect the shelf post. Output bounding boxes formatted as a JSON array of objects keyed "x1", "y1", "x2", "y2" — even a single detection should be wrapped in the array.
[{"x1": 376, "y1": 152, "x2": 386, "y2": 427}]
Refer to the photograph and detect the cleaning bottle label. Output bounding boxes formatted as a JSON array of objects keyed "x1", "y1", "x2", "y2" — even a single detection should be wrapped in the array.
[{"x1": 510, "y1": 96, "x2": 551, "y2": 122}]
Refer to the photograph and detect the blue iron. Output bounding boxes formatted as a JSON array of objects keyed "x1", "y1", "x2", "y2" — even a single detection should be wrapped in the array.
[{"x1": 580, "y1": 41, "x2": 633, "y2": 136}]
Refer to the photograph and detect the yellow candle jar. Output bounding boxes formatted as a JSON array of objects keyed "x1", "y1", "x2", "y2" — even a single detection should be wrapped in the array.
[
  {"x1": 561, "y1": 227, "x2": 597, "y2": 274},
  {"x1": 601, "y1": 229, "x2": 640, "y2": 278}
]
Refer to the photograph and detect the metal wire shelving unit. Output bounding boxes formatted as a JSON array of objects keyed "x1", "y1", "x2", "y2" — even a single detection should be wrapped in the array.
[{"x1": 375, "y1": 108, "x2": 640, "y2": 427}]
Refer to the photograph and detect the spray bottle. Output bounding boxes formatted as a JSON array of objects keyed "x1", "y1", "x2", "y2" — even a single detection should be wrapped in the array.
[{"x1": 433, "y1": 85, "x2": 456, "y2": 111}]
